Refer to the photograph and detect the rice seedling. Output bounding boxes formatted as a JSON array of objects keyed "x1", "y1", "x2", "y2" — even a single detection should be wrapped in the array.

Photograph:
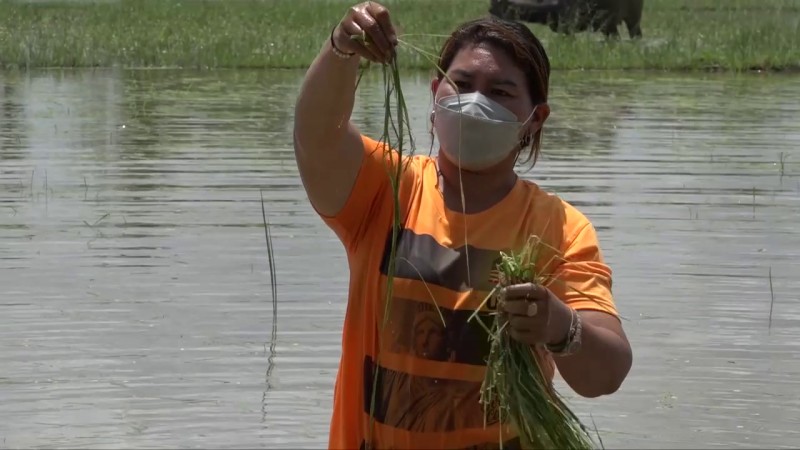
[
  {"x1": 768, "y1": 266, "x2": 775, "y2": 334},
  {"x1": 779, "y1": 152, "x2": 787, "y2": 177},
  {"x1": 349, "y1": 33, "x2": 420, "y2": 447},
  {"x1": 470, "y1": 235, "x2": 599, "y2": 449},
  {"x1": 260, "y1": 190, "x2": 279, "y2": 420}
]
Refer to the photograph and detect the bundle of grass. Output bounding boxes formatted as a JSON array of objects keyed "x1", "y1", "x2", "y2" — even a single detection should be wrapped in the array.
[{"x1": 471, "y1": 235, "x2": 600, "y2": 449}]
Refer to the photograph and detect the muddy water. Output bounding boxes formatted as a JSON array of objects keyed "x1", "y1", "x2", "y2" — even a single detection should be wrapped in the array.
[{"x1": 1, "y1": 68, "x2": 798, "y2": 449}]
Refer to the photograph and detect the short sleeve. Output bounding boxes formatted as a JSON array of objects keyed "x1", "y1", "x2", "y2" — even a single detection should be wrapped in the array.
[
  {"x1": 318, "y1": 134, "x2": 415, "y2": 253},
  {"x1": 548, "y1": 220, "x2": 619, "y2": 318}
]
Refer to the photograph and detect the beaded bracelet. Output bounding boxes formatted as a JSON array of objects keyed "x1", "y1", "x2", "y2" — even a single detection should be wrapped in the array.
[{"x1": 330, "y1": 25, "x2": 356, "y2": 59}]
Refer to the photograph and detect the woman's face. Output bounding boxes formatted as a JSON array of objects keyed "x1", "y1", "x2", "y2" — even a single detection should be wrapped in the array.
[
  {"x1": 414, "y1": 319, "x2": 447, "y2": 360},
  {"x1": 433, "y1": 42, "x2": 536, "y2": 125}
]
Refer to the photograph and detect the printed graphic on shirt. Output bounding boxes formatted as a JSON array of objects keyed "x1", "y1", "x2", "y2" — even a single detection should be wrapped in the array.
[
  {"x1": 364, "y1": 224, "x2": 556, "y2": 439},
  {"x1": 379, "y1": 227, "x2": 504, "y2": 293},
  {"x1": 384, "y1": 296, "x2": 492, "y2": 366},
  {"x1": 363, "y1": 355, "x2": 501, "y2": 433}
]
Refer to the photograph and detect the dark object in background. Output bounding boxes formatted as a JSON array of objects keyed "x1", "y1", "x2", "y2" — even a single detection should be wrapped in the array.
[{"x1": 489, "y1": 0, "x2": 644, "y2": 39}]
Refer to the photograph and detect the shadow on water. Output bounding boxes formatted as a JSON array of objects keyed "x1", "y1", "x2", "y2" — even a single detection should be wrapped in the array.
[{"x1": 0, "y1": 67, "x2": 798, "y2": 449}]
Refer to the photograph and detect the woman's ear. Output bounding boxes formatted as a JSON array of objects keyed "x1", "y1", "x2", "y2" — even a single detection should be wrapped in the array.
[
  {"x1": 531, "y1": 103, "x2": 550, "y2": 134},
  {"x1": 518, "y1": 104, "x2": 549, "y2": 149},
  {"x1": 520, "y1": 104, "x2": 547, "y2": 139}
]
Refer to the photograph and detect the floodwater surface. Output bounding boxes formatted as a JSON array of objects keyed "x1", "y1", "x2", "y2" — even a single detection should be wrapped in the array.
[{"x1": 1, "y1": 68, "x2": 799, "y2": 449}]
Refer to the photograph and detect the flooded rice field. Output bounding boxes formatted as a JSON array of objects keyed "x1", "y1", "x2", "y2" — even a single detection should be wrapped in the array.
[{"x1": 1, "y1": 68, "x2": 799, "y2": 449}]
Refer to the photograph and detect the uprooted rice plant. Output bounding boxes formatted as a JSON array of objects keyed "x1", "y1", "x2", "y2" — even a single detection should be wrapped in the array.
[{"x1": 470, "y1": 235, "x2": 599, "y2": 449}]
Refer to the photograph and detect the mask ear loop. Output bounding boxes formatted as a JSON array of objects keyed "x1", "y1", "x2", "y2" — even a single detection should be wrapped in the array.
[
  {"x1": 519, "y1": 105, "x2": 538, "y2": 142},
  {"x1": 429, "y1": 92, "x2": 439, "y2": 159}
]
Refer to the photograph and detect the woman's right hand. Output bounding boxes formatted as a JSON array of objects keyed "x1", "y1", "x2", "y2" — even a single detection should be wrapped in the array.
[{"x1": 332, "y1": 1, "x2": 398, "y2": 63}]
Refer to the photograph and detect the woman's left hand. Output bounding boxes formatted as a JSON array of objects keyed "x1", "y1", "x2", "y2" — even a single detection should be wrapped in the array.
[{"x1": 499, "y1": 282, "x2": 573, "y2": 346}]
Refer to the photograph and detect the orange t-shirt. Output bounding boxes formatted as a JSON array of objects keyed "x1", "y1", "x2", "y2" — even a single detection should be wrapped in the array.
[{"x1": 318, "y1": 135, "x2": 618, "y2": 450}]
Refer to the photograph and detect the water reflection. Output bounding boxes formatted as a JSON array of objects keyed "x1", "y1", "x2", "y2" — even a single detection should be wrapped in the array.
[
  {"x1": 0, "y1": 79, "x2": 28, "y2": 160},
  {"x1": 0, "y1": 68, "x2": 798, "y2": 449}
]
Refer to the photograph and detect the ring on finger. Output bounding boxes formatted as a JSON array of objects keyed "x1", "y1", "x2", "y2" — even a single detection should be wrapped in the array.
[{"x1": 526, "y1": 301, "x2": 538, "y2": 317}]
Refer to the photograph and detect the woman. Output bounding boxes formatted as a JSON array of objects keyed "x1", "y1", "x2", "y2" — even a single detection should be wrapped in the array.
[{"x1": 292, "y1": 2, "x2": 633, "y2": 449}]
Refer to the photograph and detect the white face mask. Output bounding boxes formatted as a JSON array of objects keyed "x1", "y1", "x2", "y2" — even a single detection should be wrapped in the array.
[{"x1": 433, "y1": 92, "x2": 533, "y2": 171}]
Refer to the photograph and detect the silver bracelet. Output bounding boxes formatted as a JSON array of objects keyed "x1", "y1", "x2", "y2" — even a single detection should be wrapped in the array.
[{"x1": 546, "y1": 308, "x2": 582, "y2": 356}]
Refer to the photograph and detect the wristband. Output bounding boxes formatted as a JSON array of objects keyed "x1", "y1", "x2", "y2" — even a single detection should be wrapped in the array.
[{"x1": 546, "y1": 308, "x2": 582, "y2": 356}]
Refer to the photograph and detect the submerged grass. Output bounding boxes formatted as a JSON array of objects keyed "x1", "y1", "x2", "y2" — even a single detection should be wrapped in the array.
[{"x1": 0, "y1": 0, "x2": 798, "y2": 71}]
